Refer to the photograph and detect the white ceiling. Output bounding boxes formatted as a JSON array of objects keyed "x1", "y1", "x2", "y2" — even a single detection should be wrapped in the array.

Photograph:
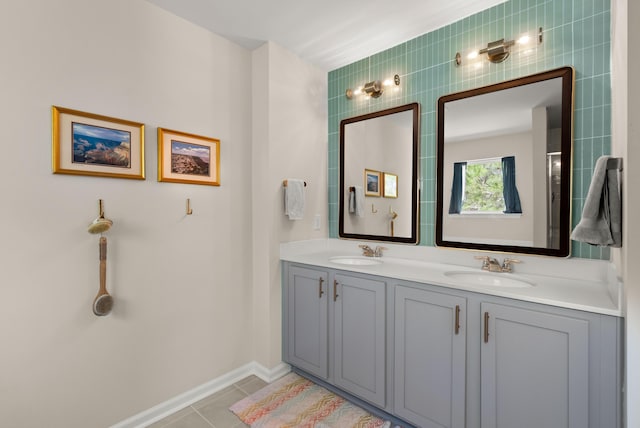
[{"x1": 145, "y1": 0, "x2": 506, "y2": 71}]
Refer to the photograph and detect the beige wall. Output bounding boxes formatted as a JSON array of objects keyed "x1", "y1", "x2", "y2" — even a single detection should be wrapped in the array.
[
  {"x1": 0, "y1": 1, "x2": 327, "y2": 425},
  {"x1": 625, "y1": 2, "x2": 640, "y2": 423},
  {"x1": 0, "y1": 1, "x2": 255, "y2": 426},
  {"x1": 251, "y1": 42, "x2": 328, "y2": 369},
  {"x1": 612, "y1": 0, "x2": 640, "y2": 426}
]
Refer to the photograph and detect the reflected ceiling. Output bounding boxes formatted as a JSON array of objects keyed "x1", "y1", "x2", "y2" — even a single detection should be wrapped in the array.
[{"x1": 444, "y1": 79, "x2": 563, "y2": 142}]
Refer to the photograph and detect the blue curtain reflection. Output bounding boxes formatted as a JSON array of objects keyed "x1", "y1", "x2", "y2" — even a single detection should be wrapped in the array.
[
  {"x1": 502, "y1": 156, "x2": 522, "y2": 213},
  {"x1": 449, "y1": 161, "x2": 466, "y2": 214}
]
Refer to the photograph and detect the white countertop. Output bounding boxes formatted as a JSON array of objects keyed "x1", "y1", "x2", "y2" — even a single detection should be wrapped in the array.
[{"x1": 280, "y1": 239, "x2": 623, "y2": 317}]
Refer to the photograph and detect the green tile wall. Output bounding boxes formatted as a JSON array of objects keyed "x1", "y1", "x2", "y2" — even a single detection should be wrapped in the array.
[{"x1": 328, "y1": 0, "x2": 611, "y2": 260}]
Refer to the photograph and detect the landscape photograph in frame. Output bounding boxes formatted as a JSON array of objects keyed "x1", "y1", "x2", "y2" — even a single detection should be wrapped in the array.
[
  {"x1": 158, "y1": 127, "x2": 220, "y2": 186},
  {"x1": 52, "y1": 106, "x2": 145, "y2": 179}
]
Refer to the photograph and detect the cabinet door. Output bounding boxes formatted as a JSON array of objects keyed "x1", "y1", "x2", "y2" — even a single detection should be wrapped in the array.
[
  {"x1": 394, "y1": 286, "x2": 466, "y2": 428},
  {"x1": 286, "y1": 266, "x2": 329, "y2": 379},
  {"x1": 333, "y1": 274, "x2": 386, "y2": 408},
  {"x1": 481, "y1": 303, "x2": 589, "y2": 428}
]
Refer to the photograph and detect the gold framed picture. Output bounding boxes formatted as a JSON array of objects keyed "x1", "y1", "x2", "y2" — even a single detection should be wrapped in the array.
[
  {"x1": 52, "y1": 106, "x2": 145, "y2": 179},
  {"x1": 383, "y1": 172, "x2": 398, "y2": 198},
  {"x1": 157, "y1": 128, "x2": 220, "y2": 186},
  {"x1": 364, "y1": 169, "x2": 381, "y2": 197}
]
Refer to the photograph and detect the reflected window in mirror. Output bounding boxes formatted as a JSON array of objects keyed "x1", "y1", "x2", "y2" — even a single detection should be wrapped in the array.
[
  {"x1": 449, "y1": 157, "x2": 522, "y2": 215},
  {"x1": 436, "y1": 67, "x2": 574, "y2": 257},
  {"x1": 340, "y1": 103, "x2": 420, "y2": 244}
]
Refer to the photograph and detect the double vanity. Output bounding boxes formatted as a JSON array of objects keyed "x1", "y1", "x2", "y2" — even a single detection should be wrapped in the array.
[
  {"x1": 281, "y1": 240, "x2": 623, "y2": 428},
  {"x1": 282, "y1": 67, "x2": 622, "y2": 427}
]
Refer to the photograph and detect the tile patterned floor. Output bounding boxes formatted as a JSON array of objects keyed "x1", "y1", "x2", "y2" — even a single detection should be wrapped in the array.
[{"x1": 147, "y1": 375, "x2": 267, "y2": 428}]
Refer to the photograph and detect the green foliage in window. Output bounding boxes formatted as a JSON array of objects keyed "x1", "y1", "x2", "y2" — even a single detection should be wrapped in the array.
[{"x1": 462, "y1": 161, "x2": 505, "y2": 212}]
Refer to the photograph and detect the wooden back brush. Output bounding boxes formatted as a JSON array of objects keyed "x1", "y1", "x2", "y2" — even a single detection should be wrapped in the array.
[{"x1": 93, "y1": 236, "x2": 113, "y2": 316}]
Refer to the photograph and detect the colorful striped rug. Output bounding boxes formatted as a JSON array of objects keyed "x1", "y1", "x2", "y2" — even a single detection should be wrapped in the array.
[{"x1": 230, "y1": 372, "x2": 391, "y2": 428}]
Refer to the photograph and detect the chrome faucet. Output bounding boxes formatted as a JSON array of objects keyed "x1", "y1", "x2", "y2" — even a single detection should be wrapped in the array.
[
  {"x1": 475, "y1": 256, "x2": 521, "y2": 272},
  {"x1": 359, "y1": 244, "x2": 387, "y2": 257}
]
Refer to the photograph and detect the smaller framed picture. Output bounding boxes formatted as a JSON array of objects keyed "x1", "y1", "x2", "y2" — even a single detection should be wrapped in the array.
[
  {"x1": 364, "y1": 169, "x2": 381, "y2": 197},
  {"x1": 158, "y1": 128, "x2": 220, "y2": 186},
  {"x1": 383, "y1": 172, "x2": 398, "y2": 198},
  {"x1": 52, "y1": 106, "x2": 145, "y2": 179}
]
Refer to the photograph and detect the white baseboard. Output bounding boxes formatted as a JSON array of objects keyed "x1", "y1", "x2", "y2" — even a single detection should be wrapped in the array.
[
  {"x1": 252, "y1": 360, "x2": 292, "y2": 383},
  {"x1": 111, "y1": 361, "x2": 291, "y2": 428}
]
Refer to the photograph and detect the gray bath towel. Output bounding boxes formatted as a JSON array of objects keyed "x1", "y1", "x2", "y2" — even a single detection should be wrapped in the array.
[{"x1": 571, "y1": 156, "x2": 622, "y2": 247}]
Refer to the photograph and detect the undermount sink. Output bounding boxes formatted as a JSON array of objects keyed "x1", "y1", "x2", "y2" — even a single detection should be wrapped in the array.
[
  {"x1": 444, "y1": 271, "x2": 534, "y2": 288},
  {"x1": 329, "y1": 256, "x2": 383, "y2": 266}
]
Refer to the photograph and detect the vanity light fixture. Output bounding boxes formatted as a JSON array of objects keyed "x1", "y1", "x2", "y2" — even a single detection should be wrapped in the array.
[
  {"x1": 455, "y1": 27, "x2": 543, "y2": 66},
  {"x1": 346, "y1": 74, "x2": 401, "y2": 99}
]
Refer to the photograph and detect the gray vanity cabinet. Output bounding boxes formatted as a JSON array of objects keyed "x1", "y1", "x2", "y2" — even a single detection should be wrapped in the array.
[
  {"x1": 393, "y1": 285, "x2": 467, "y2": 428},
  {"x1": 284, "y1": 264, "x2": 387, "y2": 408},
  {"x1": 480, "y1": 302, "x2": 589, "y2": 428},
  {"x1": 286, "y1": 265, "x2": 329, "y2": 379},
  {"x1": 333, "y1": 273, "x2": 386, "y2": 408},
  {"x1": 283, "y1": 261, "x2": 622, "y2": 428}
]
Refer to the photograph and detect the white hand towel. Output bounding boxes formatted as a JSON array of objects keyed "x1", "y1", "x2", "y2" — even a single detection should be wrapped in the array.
[
  {"x1": 354, "y1": 185, "x2": 365, "y2": 218},
  {"x1": 570, "y1": 156, "x2": 622, "y2": 247},
  {"x1": 284, "y1": 179, "x2": 305, "y2": 220}
]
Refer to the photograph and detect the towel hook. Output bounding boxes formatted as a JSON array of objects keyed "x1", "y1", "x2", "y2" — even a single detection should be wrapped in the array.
[
  {"x1": 186, "y1": 199, "x2": 193, "y2": 215},
  {"x1": 606, "y1": 157, "x2": 623, "y2": 171},
  {"x1": 371, "y1": 204, "x2": 378, "y2": 214}
]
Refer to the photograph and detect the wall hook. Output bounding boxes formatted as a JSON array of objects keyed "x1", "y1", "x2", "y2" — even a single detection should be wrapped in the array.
[
  {"x1": 186, "y1": 199, "x2": 193, "y2": 215},
  {"x1": 88, "y1": 199, "x2": 113, "y2": 235},
  {"x1": 371, "y1": 204, "x2": 378, "y2": 214}
]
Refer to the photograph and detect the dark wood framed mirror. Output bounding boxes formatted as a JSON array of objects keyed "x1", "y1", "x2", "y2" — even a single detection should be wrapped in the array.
[
  {"x1": 436, "y1": 67, "x2": 574, "y2": 257},
  {"x1": 339, "y1": 103, "x2": 420, "y2": 244}
]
